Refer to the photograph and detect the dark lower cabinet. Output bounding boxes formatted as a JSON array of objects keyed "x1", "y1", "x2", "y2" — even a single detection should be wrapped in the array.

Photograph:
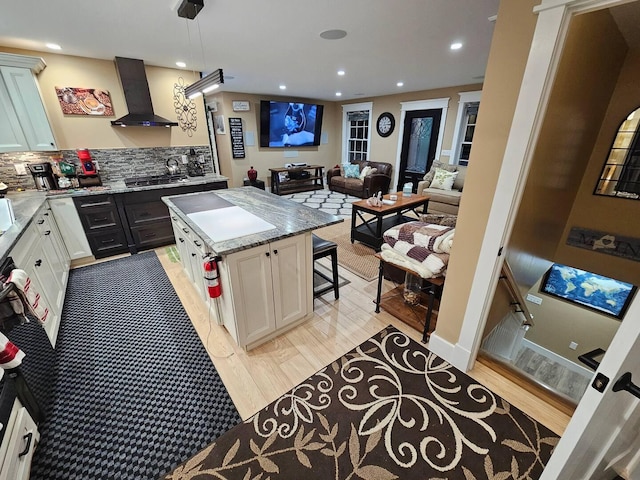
[
  {"x1": 74, "y1": 182, "x2": 228, "y2": 259},
  {"x1": 73, "y1": 194, "x2": 129, "y2": 259}
]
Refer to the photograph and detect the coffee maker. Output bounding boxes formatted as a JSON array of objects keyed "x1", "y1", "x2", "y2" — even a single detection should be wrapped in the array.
[{"x1": 28, "y1": 163, "x2": 57, "y2": 191}]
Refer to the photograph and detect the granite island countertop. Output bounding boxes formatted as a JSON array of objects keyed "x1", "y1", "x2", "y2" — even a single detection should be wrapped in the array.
[{"x1": 163, "y1": 187, "x2": 343, "y2": 256}]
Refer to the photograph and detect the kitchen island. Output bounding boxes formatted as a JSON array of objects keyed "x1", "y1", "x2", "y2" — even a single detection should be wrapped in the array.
[{"x1": 163, "y1": 187, "x2": 343, "y2": 350}]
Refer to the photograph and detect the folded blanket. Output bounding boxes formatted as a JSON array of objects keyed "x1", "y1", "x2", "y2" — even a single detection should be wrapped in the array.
[
  {"x1": 380, "y1": 244, "x2": 449, "y2": 279},
  {"x1": 0, "y1": 332, "x2": 25, "y2": 369},
  {"x1": 6, "y1": 269, "x2": 49, "y2": 325},
  {"x1": 384, "y1": 221, "x2": 455, "y2": 254}
]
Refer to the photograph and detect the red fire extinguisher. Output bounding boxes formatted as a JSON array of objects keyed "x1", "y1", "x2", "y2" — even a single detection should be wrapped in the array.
[{"x1": 204, "y1": 257, "x2": 222, "y2": 298}]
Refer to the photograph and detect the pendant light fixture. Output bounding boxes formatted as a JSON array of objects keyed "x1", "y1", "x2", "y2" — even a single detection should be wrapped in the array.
[{"x1": 177, "y1": 0, "x2": 224, "y2": 99}]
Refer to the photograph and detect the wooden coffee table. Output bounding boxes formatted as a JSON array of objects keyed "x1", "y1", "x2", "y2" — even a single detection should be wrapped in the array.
[{"x1": 350, "y1": 192, "x2": 429, "y2": 250}]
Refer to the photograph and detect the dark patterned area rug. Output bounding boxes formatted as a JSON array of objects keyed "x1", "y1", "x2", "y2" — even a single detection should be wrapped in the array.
[
  {"x1": 165, "y1": 326, "x2": 559, "y2": 479},
  {"x1": 30, "y1": 252, "x2": 241, "y2": 480}
]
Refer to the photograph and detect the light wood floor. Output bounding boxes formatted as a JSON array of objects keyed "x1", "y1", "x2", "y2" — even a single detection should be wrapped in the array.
[{"x1": 152, "y1": 247, "x2": 571, "y2": 436}]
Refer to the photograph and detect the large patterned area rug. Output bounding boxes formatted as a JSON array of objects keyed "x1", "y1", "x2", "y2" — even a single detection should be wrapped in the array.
[
  {"x1": 165, "y1": 326, "x2": 559, "y2": 479},
  {"x1": 30, "y1": 252, "x2": 242, "y2": 480}
]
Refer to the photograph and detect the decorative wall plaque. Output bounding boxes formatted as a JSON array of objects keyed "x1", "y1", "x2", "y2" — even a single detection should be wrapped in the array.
[
  {"x1": 566, "y1": 226, "x2": 640, "y2": 262},
  {"x1": 232, "y1": 100, "x2": 250, "y2": 112},
  {"x1": 229, "y1": 117, "x2": 245, "y2": 159}
]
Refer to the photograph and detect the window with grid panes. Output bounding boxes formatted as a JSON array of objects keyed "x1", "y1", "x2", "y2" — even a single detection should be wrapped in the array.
[
  {"x1": 347, "y1": 111, "x2": 370, "y2": 162},
  {"x1": 595, "y1": 107, "x2": 640, "y2": 199},
  {"x1": 458, "y1": 102, "x2": 479, "y2": 166}
]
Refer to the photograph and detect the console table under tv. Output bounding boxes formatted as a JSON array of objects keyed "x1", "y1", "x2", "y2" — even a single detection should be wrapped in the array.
[{"x1": 269, "y1": 165, "x2": 325, "y2": 195}]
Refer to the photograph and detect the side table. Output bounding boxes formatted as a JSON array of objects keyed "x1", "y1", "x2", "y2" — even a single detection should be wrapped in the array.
[
  {"x1": 373, "y1": 254, "x2": 444, "y2": 342},
  {"x1": 243, "y1": 179, "x2": 266, "y2": 190}
]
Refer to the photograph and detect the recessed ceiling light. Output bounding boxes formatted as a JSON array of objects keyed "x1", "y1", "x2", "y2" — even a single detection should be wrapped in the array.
[
  {"x1": 176, "y1": 61, "x2": 186, "y2": 68},
  {"x1": 450, "y1": 42, "x2": 463, "y2": 50},
  {"x1": 335, "y1": 92, "x2": 342, "y2": 97},
  {"x1": 320, "y1": 29, "x2": 347, "y2": 40},
  {"x1": 46, "y1": 43, "x2": 61, "y2": 50},
  {"x1": 279, "y1": 85, "x2": 286, "y2": 90},
  {"x1": 397, "y1": 82, "x2": 404, "y2": 87},
  {"x1": 337, "y1": 70, "x2": 345, "y2": 76}
]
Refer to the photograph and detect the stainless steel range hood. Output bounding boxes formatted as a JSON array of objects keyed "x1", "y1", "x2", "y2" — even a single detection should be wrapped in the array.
[{"x1": 111, "y1": 57, "x2": 178, "y2": 127}]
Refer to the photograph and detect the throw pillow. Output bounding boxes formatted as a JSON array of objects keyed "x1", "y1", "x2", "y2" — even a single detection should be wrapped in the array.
[
  {"x1": 358, "y1": 166, "x2": 378, "y2": 181},
  {"x1": 429, "y1": 168, "x2": 458, "y2": 191},
  {"x1": 422, "y1": 160, "x2": 457, "y2": 186},
  {"x1": 344, "y1": 164, "x2": 360, "y2": 179},
  {"x1": 453, "y1": 165, "x2": 467, "y2": 191},
  {"x1": 359, "y1": 165, "x2": 372, "y2": 181}
]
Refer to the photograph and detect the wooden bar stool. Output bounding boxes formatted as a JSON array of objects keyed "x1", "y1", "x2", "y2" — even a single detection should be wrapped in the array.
[{"x1": 312, "y1": 234, "x2": 339, "y2": 299}]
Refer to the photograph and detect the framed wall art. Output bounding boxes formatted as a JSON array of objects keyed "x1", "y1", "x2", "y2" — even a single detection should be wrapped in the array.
[{"x1": 55, "y1": 87, "x2": 114, "y2": 116}]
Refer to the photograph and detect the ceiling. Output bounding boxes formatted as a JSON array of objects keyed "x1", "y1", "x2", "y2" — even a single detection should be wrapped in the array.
[{"x1": 0, "y1": 0, "x2": 499, "y2": 101}]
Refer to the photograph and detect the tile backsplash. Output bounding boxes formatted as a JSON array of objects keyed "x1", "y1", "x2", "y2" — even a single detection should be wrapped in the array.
[{"x1": 0, "y1": 146, "x2": 214, "y2": 191}]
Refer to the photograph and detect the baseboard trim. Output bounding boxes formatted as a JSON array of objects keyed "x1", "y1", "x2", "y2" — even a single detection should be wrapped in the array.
[
  {"x1": 522, "y1": 339, "x2": 593, "y2": 378},
  {"x1": 428, "y1": 333, "x2": 473, "y2": 372}
]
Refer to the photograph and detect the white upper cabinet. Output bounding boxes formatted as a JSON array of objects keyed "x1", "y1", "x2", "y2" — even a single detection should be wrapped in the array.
[{"x1": 0, "y1": 53, "x2": 57, "y2": 153}]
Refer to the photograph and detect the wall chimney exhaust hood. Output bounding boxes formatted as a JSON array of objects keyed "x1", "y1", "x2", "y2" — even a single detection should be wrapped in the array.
[{"x1": 111, "y1": 57, "x2": 178, "y2": 127}]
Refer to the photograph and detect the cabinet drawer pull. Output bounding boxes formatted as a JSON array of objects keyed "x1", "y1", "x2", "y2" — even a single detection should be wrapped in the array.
[
  {"x1": 179, "y1": 238, "x2": 185, "y2": 243},
  {"x1": 44, "y1": 212, "x2": 49, "y2": 216},
  {"x1": 34, "y1": 259, "x2": 42, "y2": 267},
  {"x1": 37, "y1": 219, "x2": 45, "y2": 225},
  {"x1": 194, "y1": 240, "x2": 201, "y2": 247},
  {"x1": 182, "y1": 227, "x2": 189, "y2": 233},
  {"x1": 265, "y1": 252, "x2": 270, "y2": 257},
  {"x1": 171, "y1": 216, "x2": 177, "y2": 220},
  {"x1": 191, "y1": 253, "x2": 197, "y2": 257},
  {"x1": 273, "y1": 249, "x2": 278, "y2": 255},
  {"x1": 44, "y1": 230, "x2": 51, "y2": 236},
  {"x1": 93, "y1": 217, "x2": 108, "y2": 222},
  {"x1": 18, "y1": 432, "x2": 33, "y2": 458},
  {"x1": 101, "y1": 239, "x2": 116, "y2": 244}
]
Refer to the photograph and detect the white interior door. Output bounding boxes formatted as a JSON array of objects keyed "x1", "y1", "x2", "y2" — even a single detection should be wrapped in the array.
[{"x1": 540, "y1": 297, "x2": 640, "y2": 479}]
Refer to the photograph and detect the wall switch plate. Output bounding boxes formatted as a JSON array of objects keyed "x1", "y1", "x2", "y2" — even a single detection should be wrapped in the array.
[
  {"x1": 14, "y1": 163, "x2": 28, "y2": 175},
  {"x1": 569, "y1": 341, "x2": 578, "y2": 350},
  {"x1": 526, "y1": 294, "x2": 543, "y2": 305}
]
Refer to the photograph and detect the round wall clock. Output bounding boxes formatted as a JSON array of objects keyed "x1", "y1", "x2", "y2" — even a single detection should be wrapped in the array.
[{"x1": 376, "y1": 112, "x2": 395, "y2": 137}]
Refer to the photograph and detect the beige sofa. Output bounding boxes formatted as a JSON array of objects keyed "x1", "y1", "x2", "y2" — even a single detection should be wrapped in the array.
[{"x1": 416, "y1": 160, "x2": 466, "y2": 215}]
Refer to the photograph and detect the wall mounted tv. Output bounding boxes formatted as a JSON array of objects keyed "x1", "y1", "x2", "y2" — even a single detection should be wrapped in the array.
[
  {"x1": 540, "y1": 263, "x2": 637, "y2": 319},
  {"x1": 259, "y1": 100, "x2": 324, "y2": 147}
]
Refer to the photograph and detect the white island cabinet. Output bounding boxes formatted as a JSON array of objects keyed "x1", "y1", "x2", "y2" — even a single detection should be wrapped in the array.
[
  {"x1": 164, "y1": 188, "x2": 340, "y2": 351},
  {"x1": 219, "y1": 234, "x2": 311, "y2": 348}
]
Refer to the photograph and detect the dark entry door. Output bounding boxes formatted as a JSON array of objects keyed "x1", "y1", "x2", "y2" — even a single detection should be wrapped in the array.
[{"x1": 396, "y1": 109, "x2": 442, "y2": 192}]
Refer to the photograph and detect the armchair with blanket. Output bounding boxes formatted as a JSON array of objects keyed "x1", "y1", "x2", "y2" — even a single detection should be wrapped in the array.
[{"x1": 327, "y1": 160, "x2": 392, "y2": 198}]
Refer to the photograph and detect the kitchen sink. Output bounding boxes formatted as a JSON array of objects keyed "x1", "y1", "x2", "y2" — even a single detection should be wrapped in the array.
[{"x1": 124, "y1": 174, "x2": 188, "y2": 187}]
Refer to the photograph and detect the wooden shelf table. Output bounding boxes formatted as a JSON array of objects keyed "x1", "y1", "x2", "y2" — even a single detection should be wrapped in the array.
[
  {"x1": 269, "y1": 165, "x2": 324, "y2": 195},
  {"x1": 374, "y1": 253, "x2": 444, "y2": 342}
]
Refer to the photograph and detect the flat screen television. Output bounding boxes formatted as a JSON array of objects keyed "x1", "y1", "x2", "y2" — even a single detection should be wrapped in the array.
[
  {"x1": 259, "y1": 100, "x2": 324, "y2": 147},
  {"x1": 540, "y1": 263, "x2": 636, "y2": 319}
]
